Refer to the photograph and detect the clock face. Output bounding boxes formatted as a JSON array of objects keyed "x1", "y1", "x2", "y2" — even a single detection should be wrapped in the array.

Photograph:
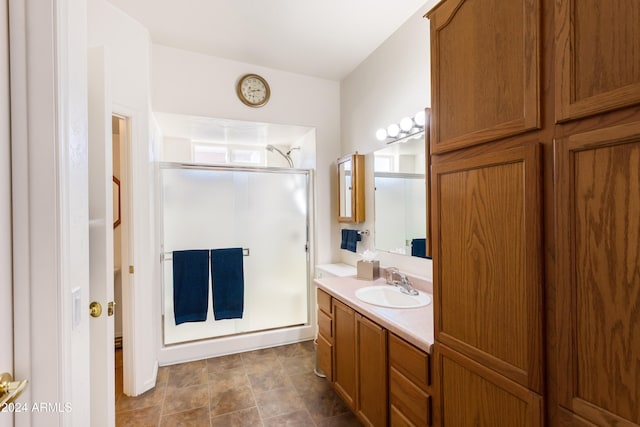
[{"x1": 238, "y1": 74, "x2": 270, "y2": 107}]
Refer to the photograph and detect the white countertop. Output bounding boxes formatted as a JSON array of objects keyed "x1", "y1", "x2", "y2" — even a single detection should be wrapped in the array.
[{"x1": 314, "y1": 275, "x2": 435, "y2": 353}]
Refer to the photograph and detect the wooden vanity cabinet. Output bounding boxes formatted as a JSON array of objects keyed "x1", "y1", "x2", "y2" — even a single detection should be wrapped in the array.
[
  {"x1": 316, "y1": 288, "x2": 333, "y2": 381},
  {"x1": 389, "y1": 333, "x2": 432, "y2": 426},
  {"x1": 332, "y1": 299, "x2": 357, "y2": 409},
  {"x1": 318, "y1": 289, "x2": 438, "y2": 426},
  {"x1": 356, "y1": 314, "x2": 387, "y2": 427},
  {"x1": 332, "y1": 298, "x2": 388, "y2": 427}
]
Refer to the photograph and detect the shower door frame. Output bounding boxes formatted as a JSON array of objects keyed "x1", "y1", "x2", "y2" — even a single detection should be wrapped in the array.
[{"x1": 158, "y1": 161, "x2": 314, "y2": 350}]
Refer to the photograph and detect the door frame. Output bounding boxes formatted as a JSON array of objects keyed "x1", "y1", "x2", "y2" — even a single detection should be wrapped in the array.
[
  {"x1": 1, "y1": 0, "x2": 14, "y2": 423},
  {"x1": 111, "y1": 110, "x2": 135, "y2": 396},
  {"x1": 10, "y1": 0, "x2": 91, "y2": 425}
]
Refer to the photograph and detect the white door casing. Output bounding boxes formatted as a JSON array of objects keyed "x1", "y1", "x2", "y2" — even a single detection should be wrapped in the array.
[
  {"x1": 1, "y1": 0, "x2": 14, "y2": 423},
  {"x1": 10, "y1": 0, "x2": 91, "y2": 425},
  {"x1": 88, "y1": 46, "x2": 115, "y2": 427}
]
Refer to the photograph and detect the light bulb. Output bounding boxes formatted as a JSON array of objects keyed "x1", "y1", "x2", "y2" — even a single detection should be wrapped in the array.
[
  {"x1": 375, "y1": 128, "x2": 387, "y2": 141},
  {"x1": 387, "y1": 123, "x2": 400, "y2": 138},
  {"x1": 399, "y1": 117, "x2": 414, "y2": 132},
  {"x1": 414, "y1": 110, "x2": 426, "y2": 127}
]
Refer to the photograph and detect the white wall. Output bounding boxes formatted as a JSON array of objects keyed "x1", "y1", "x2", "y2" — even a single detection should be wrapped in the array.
[
  {"x1": 339, "y1": 2, "x2": 437, "y2": 278},
  {"x1": 152, "y1": 45, "x2": 341, "y2": 266},
  {"x1": 88, "y1": 0, "x2": 159, "y2": 396}
]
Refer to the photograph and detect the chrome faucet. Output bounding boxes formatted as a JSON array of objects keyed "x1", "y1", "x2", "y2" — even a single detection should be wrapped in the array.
[
  {"x1": 385, "y1": 267, "x2": 399, "y2": 286},
  {"x1": 385, "y1": 268, "x2": 419, "y2": 296}
]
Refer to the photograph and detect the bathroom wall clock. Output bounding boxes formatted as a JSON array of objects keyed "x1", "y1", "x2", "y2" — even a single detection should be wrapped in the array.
[{"x1": 236, "y1": 73, "x2": 270, "y2": 107}]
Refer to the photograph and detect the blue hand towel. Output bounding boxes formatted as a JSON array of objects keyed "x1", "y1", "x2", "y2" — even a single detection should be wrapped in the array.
[
  {"x1": 211, "y1": 248, "x2": 245, "y2": 320},
  {"x1": 172, "y1": 250, "x2": 210, "y2": 325},
  {"x1": 341, "y1": 229, "x2": 361, "y2": 253},
  {"x1": 411, "y1": 238, "x2": 427, "y2": 258}
]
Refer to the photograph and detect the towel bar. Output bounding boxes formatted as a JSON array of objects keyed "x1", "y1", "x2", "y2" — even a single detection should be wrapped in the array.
[{"x1": 161, "y1": 248, "x2": 250, "y2": 261}]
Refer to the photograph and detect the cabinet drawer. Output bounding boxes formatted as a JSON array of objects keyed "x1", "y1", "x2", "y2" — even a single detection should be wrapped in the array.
[
  {"x1": 389, "y1": 368, "x2": 431, "y2": 426},
  {"x1": 317, "y1": 334, "x2": 333, "y2": 381},
  {"x1": 390, "y1": 367, "x2": 431, "y2": 426},
  {"x1": 317, "y1": 288, "x2": 332, "y2": 315},
  {"x1": 318, "y1": 309, "x2": 332, "y2": 339},
  {"x1": 390, "y1": 405, "x2": 415, "y2": 427},
  {"x1": 389, "y1": 333, "x2": 430, "y2": 389}
]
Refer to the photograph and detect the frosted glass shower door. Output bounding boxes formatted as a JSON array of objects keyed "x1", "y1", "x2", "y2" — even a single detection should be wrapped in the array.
[{"x1": 162, "y1": 166, "x2": 310, "y2": 345}]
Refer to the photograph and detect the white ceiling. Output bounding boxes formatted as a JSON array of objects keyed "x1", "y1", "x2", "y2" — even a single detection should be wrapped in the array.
[{"x1": 106, "y1": 0, "x2": 431, "y2": 80}]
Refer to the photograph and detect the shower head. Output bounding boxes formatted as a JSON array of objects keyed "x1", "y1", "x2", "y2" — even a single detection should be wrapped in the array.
[{"x1": 265, "y1": 144, "x2": 294, "y2": 168}]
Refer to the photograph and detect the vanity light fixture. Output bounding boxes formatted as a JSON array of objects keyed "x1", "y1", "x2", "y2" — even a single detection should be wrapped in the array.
[{"x1": 376, "y1": 110, "x2": 426, "y2": 144}]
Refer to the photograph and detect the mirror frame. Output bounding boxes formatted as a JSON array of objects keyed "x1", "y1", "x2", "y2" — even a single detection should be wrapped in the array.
[
  {"x1": 113, "y1": 176, "x2": 121, "y2": 228},
  {"x1": 337, "y1": 153, "x2": 365, "y2": 223}
]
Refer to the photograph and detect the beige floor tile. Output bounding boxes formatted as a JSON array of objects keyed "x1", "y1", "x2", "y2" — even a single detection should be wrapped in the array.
[
  {"x1": 254, "y1": 385, "x2": 306, "y2": 419},
  {"x1": 211, "y1": 406, "x2": 263, "y2": 427},
  {"x1": 263, "y1": 409, "x2": 316, "y2": 427},
  {"x1": 168, "y1": 360, "x2": 208, "y2": 390},
  {"x1": 209, "y1": 384, "x2": 256, "y2": 417},
  {"x1": 114, "y1": 341, "x2": 360, "y2": 426},
  {"x1": 161, "y1": 383, "x2": 209, "y2": 416},
  {"x1": 159, "y1": 406, "x2": 211, "y2": 427},
  {"x1": 206, "y1": 353, "x2": 244, "y2": 374},
  {"x1": 116, "y1": 384, "x2": 166, "y2": 414},
  {"x1": 116, "y1": 405, "x2": 162, "y2": 427}
]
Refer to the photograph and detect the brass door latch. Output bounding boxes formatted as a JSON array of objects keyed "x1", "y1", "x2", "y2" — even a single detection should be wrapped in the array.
[{"x1": 0, "y1": 373, "x2": 28, "y2": 406}]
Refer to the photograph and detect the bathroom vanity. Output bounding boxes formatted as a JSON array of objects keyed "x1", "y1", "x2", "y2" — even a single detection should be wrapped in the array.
[{"x1": 315, "y1": 275, "x2": 435, "y2": 426}]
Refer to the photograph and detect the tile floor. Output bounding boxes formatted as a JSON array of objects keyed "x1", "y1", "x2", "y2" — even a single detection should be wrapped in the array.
[{"x1": 115, "y1": 340, "x2": 362, "y2": 426}]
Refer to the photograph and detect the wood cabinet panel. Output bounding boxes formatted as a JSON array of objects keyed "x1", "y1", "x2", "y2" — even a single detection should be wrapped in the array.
[
  {"x1": 332, "y1": 299, "x2": 356, "y2": 410},
  {"x1": 318, "y1": 309, "x2": 332, "y2": 339},
  {"x1": 317, "y1": 333, "x2": 333, "y2": 382},
  {"x1": 555, "y1": 0, "x2": 640, "y2": 122},
  {"x1": 356, "y1": 315, "x2": 387, "y2": 427},
  {"x1": 390, "y1": 367, "x2": 431, "y2": 427},
  {"x1": 435, "y1": 344, "x2": 543, "y2": 427},
  {"x1": 555, "y1": 121, "x2": 640, "y2": 426},
  {"x1": 427, "y1": 0, "x2": 540, "y2": 153},
  {"x1": 389, "y1": 333, "x2": 430, "y2": 390},
  {"x1": 432, "y1": 144, "x2": 543, "y2": 392},
  {"x1": 390, "y1": 405, "x2": 415, "y2": 427},
  {"x1": 317, "y1": 288, "x2": 332, "y2": 315}
]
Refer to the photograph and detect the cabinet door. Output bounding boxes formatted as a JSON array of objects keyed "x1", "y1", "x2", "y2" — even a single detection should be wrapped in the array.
[
  {"x1": 317, "y1": 333, "x2": 333, "y2": 382},
  {"x1": 332, "y1": 299, "x2": 356, "y2": 410},
  {"x1": 555, "y1": 0, "x2": 640, "y2": 122},
  {"x1": 434, "y1": 344, "x2": 543, "y2": 427},
  {"x1": 356, "y1": 314, "x2": 387, "y2": 427},
  {"x1": 427, "y1": 0, "x2": 540, "y2": 153},
  {"x1": 555, "y1": 121, "x2": 640, "y2": 426},
  {"x1": 432, "y1": 144, "x2": 543, "y2": 392}
]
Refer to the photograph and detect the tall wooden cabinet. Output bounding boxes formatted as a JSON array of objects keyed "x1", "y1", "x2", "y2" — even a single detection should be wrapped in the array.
[{"x1": 427, "y1": 0, "x2": 640, "y2": 425}]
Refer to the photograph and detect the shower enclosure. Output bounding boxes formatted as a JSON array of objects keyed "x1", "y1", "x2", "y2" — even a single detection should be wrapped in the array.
[{"x1": 160, "y1": 163, "x2": 311, "y2": 346}]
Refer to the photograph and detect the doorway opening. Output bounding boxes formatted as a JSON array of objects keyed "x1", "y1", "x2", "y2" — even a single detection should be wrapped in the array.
[{"x1": 112, "y1": 114, "x2": 130, "y2": 403}]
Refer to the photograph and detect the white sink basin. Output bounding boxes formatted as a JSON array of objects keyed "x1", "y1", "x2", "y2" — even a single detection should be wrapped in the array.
[{"x1": 355, "y1": 285, "x2": 431, "y2": 309}]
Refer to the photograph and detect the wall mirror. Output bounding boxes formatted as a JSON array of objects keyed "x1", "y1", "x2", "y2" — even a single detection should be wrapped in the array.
[
  {"x1": 338, "y1": 153, "x2": 365, "y2": 223},
  {"x1": 373, "y1": 138, "x2": 427, "y2": 257}
]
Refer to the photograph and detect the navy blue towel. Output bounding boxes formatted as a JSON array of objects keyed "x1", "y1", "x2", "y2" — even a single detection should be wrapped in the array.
[
  {"x1": 340, "y1": 229, "x2": 362, "y2": 253},
  {"x1": 172, "y1": 250, "x2": 210, "y2": 325},
  {"x1": 211, "y1": 248, "x2": 245, "y2": 320},
  {"x1": 411, "y1": 238, "x2": 427, "y2": 258}
]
